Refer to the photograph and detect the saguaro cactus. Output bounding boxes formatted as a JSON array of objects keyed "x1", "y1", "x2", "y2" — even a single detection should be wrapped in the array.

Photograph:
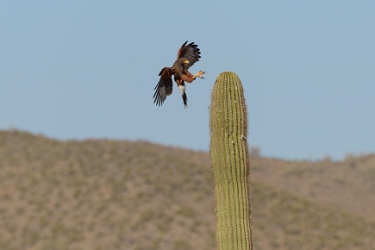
[{"x1": 210, "y1": 72, "x2": 252, "y2": 250}]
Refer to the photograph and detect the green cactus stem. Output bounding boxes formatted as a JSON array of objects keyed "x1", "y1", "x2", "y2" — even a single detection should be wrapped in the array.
[{"x1": 210, "y1": 72, "x2": 252, "y2": 250}]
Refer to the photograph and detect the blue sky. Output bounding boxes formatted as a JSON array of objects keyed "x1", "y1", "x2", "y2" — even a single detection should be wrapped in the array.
[{"x1": 1, "y1": 1, "x2": 374, "y2": 160}]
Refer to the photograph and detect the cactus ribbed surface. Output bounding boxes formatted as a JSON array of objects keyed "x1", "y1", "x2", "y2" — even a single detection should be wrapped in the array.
[{"x1": 210, "y1": 72, "x2": 252, "y2": 250}]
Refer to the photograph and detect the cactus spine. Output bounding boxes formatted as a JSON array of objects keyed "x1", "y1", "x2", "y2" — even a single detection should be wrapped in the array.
[{"x1": 210, "y1": 72, "x2": 252, "y2": 250}]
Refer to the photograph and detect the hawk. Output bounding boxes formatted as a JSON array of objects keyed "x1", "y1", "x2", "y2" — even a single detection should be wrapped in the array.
[{"x1": 153, "y1": 41, "x2": 205, "y2": 108}]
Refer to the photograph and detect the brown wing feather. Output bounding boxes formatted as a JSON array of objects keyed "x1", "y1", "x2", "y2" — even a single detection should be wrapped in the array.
[
  {"x1": 153, "y1": 67, "x2": 173, "y2": 106},
  {"x1": 176, "y1": 41, "x2": 201, "y2": 69},
  {"x1": 176, "y1": 41, "x2": 188, "y2": 59}
]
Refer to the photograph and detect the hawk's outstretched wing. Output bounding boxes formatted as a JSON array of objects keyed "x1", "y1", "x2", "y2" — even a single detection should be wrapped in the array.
[
  {"x1": 153, "y1": 67, "x2": 173, "y2": 106},
  {"x1": 177, "y1": 41, "x2": 201, "y2": 69}
]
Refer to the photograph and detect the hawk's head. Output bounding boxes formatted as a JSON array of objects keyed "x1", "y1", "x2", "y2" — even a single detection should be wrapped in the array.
[{"x1": 181, "y1": 59, "x2": 189, "y2": 70}]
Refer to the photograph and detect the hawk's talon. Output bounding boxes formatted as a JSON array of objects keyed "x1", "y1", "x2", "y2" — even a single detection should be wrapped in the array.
[{"x1": 195, "y1": 70, "x2": 206, "y2": 79}]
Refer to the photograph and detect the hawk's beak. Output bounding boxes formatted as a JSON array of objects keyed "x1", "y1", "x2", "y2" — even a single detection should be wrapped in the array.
[{"x1": 183, "y1": 59, "x2": 189, "y2": 64}]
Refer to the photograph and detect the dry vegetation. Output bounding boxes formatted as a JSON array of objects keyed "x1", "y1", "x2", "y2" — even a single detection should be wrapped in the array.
[{"x1": 0, "y1": 130, "x2": 374, "y2": 250}]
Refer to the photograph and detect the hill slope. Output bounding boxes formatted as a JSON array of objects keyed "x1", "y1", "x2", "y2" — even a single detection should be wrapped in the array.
[{"x1": 0, "y1": 130, "x2": 374, "y2": 250}]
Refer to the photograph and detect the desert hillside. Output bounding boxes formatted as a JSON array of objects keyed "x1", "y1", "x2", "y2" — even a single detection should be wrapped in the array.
[{"x1": 0, "y1": 130, "x2": 374, "y2": 250}]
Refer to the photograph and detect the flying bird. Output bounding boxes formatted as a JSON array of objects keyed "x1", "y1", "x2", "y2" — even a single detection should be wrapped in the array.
[{"x1": 153, "y1": 41, "x2": 205, "y2": 108}]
